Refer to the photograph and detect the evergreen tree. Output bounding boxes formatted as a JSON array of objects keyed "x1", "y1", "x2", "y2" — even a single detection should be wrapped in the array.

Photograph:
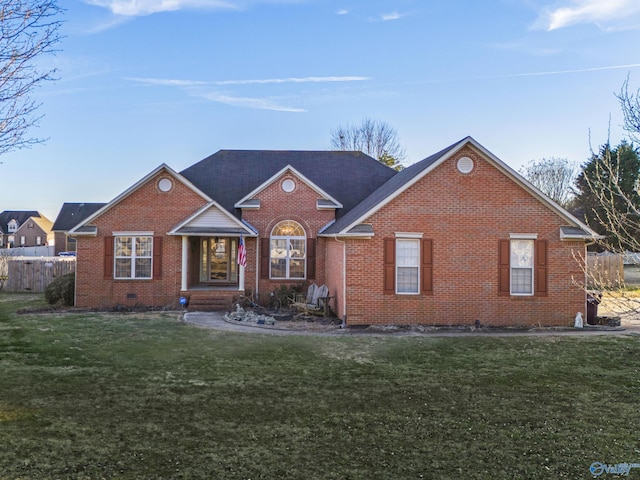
[{"x1": 574, "y1": 141, "x2": 640, "y2": 251}]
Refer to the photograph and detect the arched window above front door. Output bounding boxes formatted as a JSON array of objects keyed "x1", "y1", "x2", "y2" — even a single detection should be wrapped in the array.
[{"x1": 270, "y1": 220, "x2": 306, "y2": 279}]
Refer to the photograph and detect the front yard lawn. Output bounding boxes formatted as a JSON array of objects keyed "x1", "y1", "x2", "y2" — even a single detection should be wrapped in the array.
[{"x1": 1, "y1": 293, "x2": 639, "y2": 479}]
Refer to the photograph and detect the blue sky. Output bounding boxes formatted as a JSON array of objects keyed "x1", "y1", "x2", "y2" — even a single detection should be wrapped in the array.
[{"x1": 2, "y1": 0, "x2": 640, "y2": 221}]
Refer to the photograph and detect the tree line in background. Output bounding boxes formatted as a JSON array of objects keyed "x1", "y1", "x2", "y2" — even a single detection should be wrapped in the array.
[
  {"x1": 519, "y1": 76, "x2": 640, "y2": 314},
  {"x1": 520, "y1": 77, "x2": 640, "y2": 258}
]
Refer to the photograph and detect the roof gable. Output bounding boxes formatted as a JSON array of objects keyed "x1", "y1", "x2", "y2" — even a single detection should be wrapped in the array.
[
  {"x1": 68, "y1": 164, "x2": 212, "y2": 235},
  {"x1": 234, "y1": 164, "x2": 342, "y2": 210},
  {"x1": 15, "y1": 216, "x2": 52, "y2": 234},
  {"x1": 169, "y1": 202, "x2": 257, "y2": 236},
  {"x1": 180, "y1": 150, "x2": 396, "y2": 218},
  {"x1": 321, "y1": 136, "x2": 598, "y2": 238},
  {"x1": 0, "y1": 210, "x2": 41, "y2": 233}
]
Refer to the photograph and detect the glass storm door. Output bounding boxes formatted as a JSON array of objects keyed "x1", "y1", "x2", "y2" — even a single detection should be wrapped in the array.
[{"x1": 200, "y1": 237, "x2": 238, "y2": 283}]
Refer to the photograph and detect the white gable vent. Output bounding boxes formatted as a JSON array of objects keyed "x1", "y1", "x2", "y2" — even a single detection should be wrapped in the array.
[
  {"x1": 158, "y1": 178, "x2": 173, "y2": 192},
  {"x1": 457, "y1": 156, "x2": 474, "y2": 174},
  {"x1": 281, "y1": 179, "x2": 296, "y2": 192}
]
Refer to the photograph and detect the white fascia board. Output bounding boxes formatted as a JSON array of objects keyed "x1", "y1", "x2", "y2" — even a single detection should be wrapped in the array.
[
  {"x1": 335, "y1": 138, "x2": 471, "y2": 234},
  {"x1": 68, "y1": 164, "x2": 212, "y2": 235},
  {"x1": 318, "y1": 232, "x2": 374, "y2": 239},
  {"x1": 69, "y1": 229, "x2": 98, "y2": 237},
  {"x1": 168, "y1": 201, "x2": 256, "y2": 235},
  {"x1": 560, "y1": 230, "x2": 604, "y2": 241},
  {"x1": 233, "y1": 164, "x2": 343, "y2": 209},
  {"x1": 336, "y1": 136, "x2": 599, "y2": 238},
  {"x1": 466, "y1": 137, "x2": 599, "y2": 238}
]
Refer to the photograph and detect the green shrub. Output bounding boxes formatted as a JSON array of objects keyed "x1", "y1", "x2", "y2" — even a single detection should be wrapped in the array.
[{"x1": 44, "y1": 272, "x2": 75, "y2": 306}]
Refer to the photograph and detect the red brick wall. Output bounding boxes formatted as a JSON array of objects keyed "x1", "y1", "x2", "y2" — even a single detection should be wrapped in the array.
[
  {"x1": 325, "y1": 238, "x2": 345, "y2": 318},
  {"x1": 243, "y1": 172, "x2": 334, "y2": 300},
  {"x1": 75, "y1": 171, "x2": 208, "y2": 308},
  {"x1": 340, "y1": 146, "x2": 586, "y2": 327}
]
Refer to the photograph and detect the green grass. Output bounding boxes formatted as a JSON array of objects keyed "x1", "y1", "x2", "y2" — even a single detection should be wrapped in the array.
[{"x1": 1, "y1": 293, "x2": 640, "y2": 479}]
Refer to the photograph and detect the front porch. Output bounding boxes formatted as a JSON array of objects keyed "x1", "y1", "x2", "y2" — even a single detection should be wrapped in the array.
[{"x1": 177, "y1": 234, "x2": 252, "y2": 311}]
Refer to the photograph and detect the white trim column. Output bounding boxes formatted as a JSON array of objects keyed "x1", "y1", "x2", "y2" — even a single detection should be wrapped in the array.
[
  {"x1": 181, "y1": 235, "x2": 188, "y2": 291},
  {"x1": 239, "y1": 264, "x2": 245, "y2": 292}
]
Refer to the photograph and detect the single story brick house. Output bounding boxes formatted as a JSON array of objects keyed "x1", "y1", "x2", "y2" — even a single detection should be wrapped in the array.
[{"x1": 68, "y1": 136, "x2": 597, "y2": 326}]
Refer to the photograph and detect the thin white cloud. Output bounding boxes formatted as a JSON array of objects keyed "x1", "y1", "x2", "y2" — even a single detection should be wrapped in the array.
[
  {"x1": 125, "y1": 75, "x2": 369, "y2": 112},
  {"x1": 535, "y1": 0, "x2": 640, "y2": 30},
  {"x1": 126, "y1": 75, "x2": 370, "y2": 86},
  {"x1": 213, "y1": 75, "x2": 370, "y2": 85},
  {"x1": 380, "y1": 11, "x2": 403, "y2": 21},
  {"x1": 85, "y1": 0, "x2": 240, "y2": 17},
  {"x1": 336, "y1": 9, "x2": 349, "y2": 15},
  {"x1": 477, "y1": 63, "x2": 640, "y2": 80},
  {"x1": 126, "y1": 77, "x2": 208, "y2": 87},
  {"x1": 367, "y1": 11, "x2": 408, "y2": 22},
  {"x1": 410, "y1": 63, "x2": 640, "y2": 85},
  {"x1": 199, "y1": 92, "x2": 306, "y2": 112}
]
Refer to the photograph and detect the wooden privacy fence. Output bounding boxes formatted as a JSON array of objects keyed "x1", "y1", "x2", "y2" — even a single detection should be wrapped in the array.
[
  {"x1": 586, "y1": 252, "x2": 624, "y2": 289},
  {"x1": 3, "y1": 257, "x2": 76, "y2": 293}
]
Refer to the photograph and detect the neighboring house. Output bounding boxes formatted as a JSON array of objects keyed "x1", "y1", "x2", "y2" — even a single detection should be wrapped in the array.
[
  {"x1": 14, "y1": 216, "x2": 54, "y2": 248},
  {"x1": 0, "y1": 211, "x2": 44, "y2": 248},
  {"x1": 68, "y1": 137, "x2": 598, "y2": 326},
  {"x1": 52, "y1": 203, "x2": 106, "y2": 255}
]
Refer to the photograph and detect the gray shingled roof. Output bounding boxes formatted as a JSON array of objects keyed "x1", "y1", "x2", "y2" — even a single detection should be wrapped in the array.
[
  {"x1": 322, "y1": 139, "x2": 465, "y2": 235},
  {"x1": 52, "y1": 203, "x2": 106, "y2": 232},
  {"x1": 0, "y1": 210, "x2": 41, "y2": 234},
  {"x1": 180, "y1": 150, "x2": 397, "y2": 218}
]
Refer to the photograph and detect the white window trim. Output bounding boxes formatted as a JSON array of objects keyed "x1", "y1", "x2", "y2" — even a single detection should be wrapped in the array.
[
  {"x1": 269, "y1": 222, "x2": 307, "y2": 280},
  {"x1": 509, "y1": 233, "x2": 538, "y2": 240},
  {"x1": 114, "y1": 234, "x2": 154, "y2": 280},
  {"x1": 395, "y1": 232, "x2": 423, "y2": 239},
  {"x1": 113, "y1": 231, "x2": 154, "y2": 236},
  {"x1": 509, "y1": 237, "x2": 535, "y2": 296},
  {"x1": 395, "y1": 237, "x2": 420, "y2": 295}
]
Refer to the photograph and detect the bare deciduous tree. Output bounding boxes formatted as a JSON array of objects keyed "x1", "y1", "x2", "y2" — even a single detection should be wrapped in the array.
[
  {"x1": 0, "y1": 0, "x2": 63, "y2": 157},
  {"x1": 617, "y1": 75, "x2": 640, "y2": 144},
  {"x1": 330, "y1": 118, "x2": 406, "y2": 170},
  {"x1": 519, "y1": 157, "x2": 578, "y2": 208},
  {"x1": 572, "y1": 144, "x2": 640, "y2": 318}
]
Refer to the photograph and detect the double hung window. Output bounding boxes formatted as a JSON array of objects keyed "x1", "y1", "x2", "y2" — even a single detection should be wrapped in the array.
[
  {"x1": 510, "y1": 239, "x2": 534, "y2": 295},
  {"x1": 396, "y1": 239, "x2": 420, "y2": 294},
  {"x1": 115, "y1": 236, "x2": 153, "y2": 279}
]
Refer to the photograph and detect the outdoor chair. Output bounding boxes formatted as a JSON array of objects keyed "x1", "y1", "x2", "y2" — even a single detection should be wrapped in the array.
[{"x1": 290, "y1": 283, "x2": 331, "y2": 316}]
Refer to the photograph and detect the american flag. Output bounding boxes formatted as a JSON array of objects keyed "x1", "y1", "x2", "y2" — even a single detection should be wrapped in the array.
[{"x1": 237, "y1": 235, "x2": 247, "y2": 267}]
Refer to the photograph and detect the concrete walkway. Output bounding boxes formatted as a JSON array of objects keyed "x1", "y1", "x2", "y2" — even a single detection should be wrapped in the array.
[{"x1": 183, "y1": 311, "x2": 640, "y2": 337}]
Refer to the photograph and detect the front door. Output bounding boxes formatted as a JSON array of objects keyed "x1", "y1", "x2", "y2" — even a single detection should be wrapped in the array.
[{"x1": 200, "y1": 237, "x2": 238, "y2": 284}]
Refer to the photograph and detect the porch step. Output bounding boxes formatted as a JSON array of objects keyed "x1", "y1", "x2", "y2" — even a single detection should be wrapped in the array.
[{"x1": 185, "y1": 292, "x2": 236, "y2": 312}]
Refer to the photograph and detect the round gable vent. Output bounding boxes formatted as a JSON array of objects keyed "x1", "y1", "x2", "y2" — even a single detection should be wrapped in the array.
[
  {"x1": 158, "y1": 178, "x2": 173, "y2": 192},
  {"x1": 457, "y1": 156, "x2": 474, "y2": 174},
  {"x1": 281, "y1": 179, "x2": 296, "y2": 193}
]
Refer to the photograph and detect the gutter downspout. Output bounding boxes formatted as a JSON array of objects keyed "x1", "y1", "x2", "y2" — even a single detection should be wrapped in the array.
[{"x1": 334, "y1": 235, "x2": 347, "y2": 328}]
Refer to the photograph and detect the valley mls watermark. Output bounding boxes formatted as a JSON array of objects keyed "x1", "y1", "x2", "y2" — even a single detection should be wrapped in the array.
[{"x1": 590, "y1": 462, "x2": 640, "y2": 476}]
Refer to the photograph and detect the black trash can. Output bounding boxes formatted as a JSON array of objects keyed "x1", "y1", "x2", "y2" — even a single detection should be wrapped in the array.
[{"x1": 587, "y1": 292, "x2": 602, "y2": 325}]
